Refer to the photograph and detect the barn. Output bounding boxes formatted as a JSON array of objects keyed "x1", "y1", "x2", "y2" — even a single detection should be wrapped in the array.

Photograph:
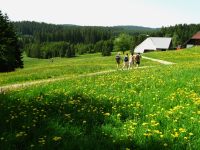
[
  {"x1": 185, "y1": 31, "x2": 200, "y2": 48},
  {"x1": 134, "y1": 37, "x2": 172, "y2": 53}
]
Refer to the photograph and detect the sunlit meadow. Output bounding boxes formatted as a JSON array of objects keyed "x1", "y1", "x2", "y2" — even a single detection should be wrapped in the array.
[
  {"x1": 0, "y1": 53, "x2": 158, "y2": 86},
  {"x1": 1, "y1": 47, "x2": 200, "y2": 149}
]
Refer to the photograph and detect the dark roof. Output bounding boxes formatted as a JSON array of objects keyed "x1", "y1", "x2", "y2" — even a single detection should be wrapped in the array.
[{"x1": 192, "y1": 31, "x2": 200, "y2": 39}]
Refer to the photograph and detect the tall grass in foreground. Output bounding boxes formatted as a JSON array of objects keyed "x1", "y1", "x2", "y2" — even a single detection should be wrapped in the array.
[{"x1": 1, "y1": 61, "x2": 200, "y2": 149}]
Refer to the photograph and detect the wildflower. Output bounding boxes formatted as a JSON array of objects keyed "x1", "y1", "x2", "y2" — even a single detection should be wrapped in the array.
[
  {"x1": 104, "y1": 113, "x2": 110, "y2": 116},
  {"x1": 171, "y1": 132, "x2": 179, "y2": 138},
  {"x1": 179, "y1": 128, "x2": 186, "y2": 133},
  {"x1": 16, "y1": 131, "x2": 26, "y2": 138},
  {"x1": 153, "y1": 130, "x2": 161, "y2": 134},
  {"x1": 38, "y1": 139, "x2": 45, "y2": 144},
  {"x1": 30, "y1": 144, "x2": 35, "y2": 147},
  {"x1": 164, "y1": 143, "x2": 168, "y2": 147},
  {"x1": 142, "y1": 122, "x2": 148, "y2": 126},
  {"x1": 52, "y1": 136, "x2": 62, "y2": 141},
  {"x1": 143, "y1": 133, "x2": 152, "y2": 137},
  {"x1": 189, "y1": 133, "x2": 193, "y2": 136},
  {"x1": 0, "y1": 137, "x2": 4, "y2": 141},
  {"x1": 117, "y1": 113, "x2": 121, "y2": 117}
]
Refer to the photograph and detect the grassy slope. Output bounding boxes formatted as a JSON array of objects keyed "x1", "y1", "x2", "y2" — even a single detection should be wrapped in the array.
[
  {"x1": 143, "y1": 46, "x2": 200, "y2": 63},
  {"x1": 0, "y1": 53, "x2": 158, "y2": 86},
  {"x1": 1, "y1": 48, "x2": 200, "y2": 149}
]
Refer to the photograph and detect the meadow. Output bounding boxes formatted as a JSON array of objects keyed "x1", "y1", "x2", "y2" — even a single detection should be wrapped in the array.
[
  {"x1": 1, "y1": 47, "x2": 200, "y2": 150},
  {"x1": 0, "y1": 53, "x2": 158, "y2": 86}
]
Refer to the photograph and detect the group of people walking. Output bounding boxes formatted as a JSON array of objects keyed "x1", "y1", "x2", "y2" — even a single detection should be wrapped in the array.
[{"x1": 115, "y1": 52, "x2": 141, "y2": 69}]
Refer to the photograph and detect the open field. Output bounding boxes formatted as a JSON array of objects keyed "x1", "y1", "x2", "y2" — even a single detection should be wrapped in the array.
[
  {"x1": 1, "y1": 48, "x2": 200, "y2": 149},
  {"x1": 0, "y1": 53, "x2": 159, "y2": 86}
]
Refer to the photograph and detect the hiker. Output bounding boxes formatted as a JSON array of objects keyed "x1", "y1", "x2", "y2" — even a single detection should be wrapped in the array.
[
  {"x1": 129, "y1": 54, "x2": 134, "y2": 69},
  {"x1": 122, "y1": 53, "x2": 129, "y2": 70},
  {"x1": 115, "y1": 52, "x2": 121, "y2": 69},
  {"x1": 132, "y1": 53, "x2": 136, "y2": 66},
  {"x1": 135, "y1": 53, "x2": 141, "y2": 67}
]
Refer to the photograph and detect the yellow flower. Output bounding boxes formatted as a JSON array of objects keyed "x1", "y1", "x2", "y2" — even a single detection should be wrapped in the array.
[
  {"x1": 179, "y1": 128, "x2": 186, "y2": 133},
  {"x1": 117, "y1": 113, "x2": 121, "y2": 117},
  {"x1": 174, "y1": 132, "x2": 179, "y2": 137},
  {"x1": 153, "y1": 130, "x2": 161, "y2": 134},
  {"x1": 171, "y1": 132, "x2": 179, "y2": 138},
  {"x1": 189, "y1": 133, "x2": 194, "y2": 136},
  {"x1": 104, "y1": 113, "x2": 110, "y2": 116},
  {"x1": 52, "y1": 136, "x2": 62, "y2": 141},
  {"x1": 142, "y1": 122, "x2": 148, "y2": 126}
]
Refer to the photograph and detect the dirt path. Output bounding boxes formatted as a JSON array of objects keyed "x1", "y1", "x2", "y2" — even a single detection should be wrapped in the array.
[
  {"x1": 142, "y1": 56, "x2": 175, "y2": 65},
  {"x1": 0, "y1": 70, "x2": 115, "y2": 93},
  {"x1": 0, "y1": 57, "x2": 175, "y2": 93}
]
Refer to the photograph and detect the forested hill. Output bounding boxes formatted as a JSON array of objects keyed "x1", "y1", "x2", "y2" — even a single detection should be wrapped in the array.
[
  {"x1": 13, "y1": 21, "x2": 200, "y2": 54},
  {"x1": 114, "y1": 25, "x2": 157, "y2": 31},
  {"x1": 13, "y1": 21, "x2": 156, "y2": 38}
]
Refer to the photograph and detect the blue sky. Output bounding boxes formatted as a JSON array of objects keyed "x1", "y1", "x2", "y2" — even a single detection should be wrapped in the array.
[{"x1": 0, "y1": 0, "x2": 200, "y2": 27}]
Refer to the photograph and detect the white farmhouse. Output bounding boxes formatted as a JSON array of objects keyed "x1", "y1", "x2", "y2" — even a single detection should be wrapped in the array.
[{"x1": 134, "y1": 37, "x2": 172, "y2": 53}]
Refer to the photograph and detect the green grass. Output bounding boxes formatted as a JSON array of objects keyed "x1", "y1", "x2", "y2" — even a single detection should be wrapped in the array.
[
  {"x1": 1, "y1": 48, "x2": 200, "y2": 149},
  {"x1": 143, "y1": 46, "x2": 200, "y2": 64},
  {"x1": 0, "y1": 53, "x2": 159, "y2": 86}
]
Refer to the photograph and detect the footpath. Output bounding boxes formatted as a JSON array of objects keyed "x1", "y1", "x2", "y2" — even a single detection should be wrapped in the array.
[
  {"x1": 0, "y1": 57, "x2": 175, "y2": 93},
  {"x1": 142, "y1": 56, "x2": 176, "y2": 65}
]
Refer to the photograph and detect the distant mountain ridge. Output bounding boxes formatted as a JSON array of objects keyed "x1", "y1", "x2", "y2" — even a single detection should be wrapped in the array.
[
  {"x1": 61, "y1": 24, "x2": 158, "y2": 31},
  {"x1": 13, "y1": 21, "x2": 159, "y2": 37},
  {"x1": 113, "y1": 25, "x2": 158, "y2": 31}
]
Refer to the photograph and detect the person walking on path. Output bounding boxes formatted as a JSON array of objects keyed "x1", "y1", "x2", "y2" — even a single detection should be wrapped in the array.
[
  {"x1": 115, "y1": 52, "x2": 121, "y2": 69},
  {"x1": 135, "y1": 53, "x2": 141, "y2": 67},
  {"x1": 128, "y1": 54, "x2": 134, "y2": 69},
  {"x1": 122, "y1": 53, "x2": 129, "y2": 70}
]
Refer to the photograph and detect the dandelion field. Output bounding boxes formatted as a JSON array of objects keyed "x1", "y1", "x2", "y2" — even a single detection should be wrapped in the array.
[
  {"x1": 0, "y1": 53, "x2": 158, "y2": 86},
  {"x1": 1, "y1": 48, "x2": 200, "y2": 149}
]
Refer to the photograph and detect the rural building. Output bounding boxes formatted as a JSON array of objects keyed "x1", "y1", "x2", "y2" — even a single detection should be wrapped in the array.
[
  {"x1": 134, "y1": 37, "x2": 172, "y2": 53},
  {"x1": 185, "y1": 31, "x2": 200, "y2": 48}
]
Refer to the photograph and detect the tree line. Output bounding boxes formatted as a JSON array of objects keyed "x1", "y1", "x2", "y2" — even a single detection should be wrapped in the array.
[
  {"x1": 25, "y1": 39, "x2": 113, "y2": 58},
  {"x1": 13, "y1": 21, "x2": 156, "y2": 58},
  {"x1": 157, "y1": 24, "x2": 200, "y2": 48},
  {"x1": 15, "y1": 21, "x2": 200, "y2": 58}
]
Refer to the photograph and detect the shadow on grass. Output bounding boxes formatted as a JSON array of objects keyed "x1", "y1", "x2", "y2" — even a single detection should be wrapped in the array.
[{"x1": 0, "y1": 92, "x2": 186, "y2": 150}]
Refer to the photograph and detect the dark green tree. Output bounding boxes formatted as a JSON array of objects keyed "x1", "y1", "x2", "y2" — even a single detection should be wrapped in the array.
[
  {"x1": 114, "y1": 33, "x2": 132, "y2": 54},
  {"x1": 0, "y1": 11, "x2": 23, "y2": 72},
  {"x1": 102, "y1": 40, "x2": 113, "y2": 56}
]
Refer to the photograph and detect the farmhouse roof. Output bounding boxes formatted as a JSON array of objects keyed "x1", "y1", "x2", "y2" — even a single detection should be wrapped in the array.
[
  {"x1": 191, "y1": 31, "x2": 200, "y2": 39},
  {"x1": 134, "y1": 37, "x2": 171, "y2": 53}
]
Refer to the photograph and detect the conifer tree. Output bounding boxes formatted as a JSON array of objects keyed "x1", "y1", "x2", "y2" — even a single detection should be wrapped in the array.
[{"x1": 0, "y1": 11, "x2": 23, "y2": 72}]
